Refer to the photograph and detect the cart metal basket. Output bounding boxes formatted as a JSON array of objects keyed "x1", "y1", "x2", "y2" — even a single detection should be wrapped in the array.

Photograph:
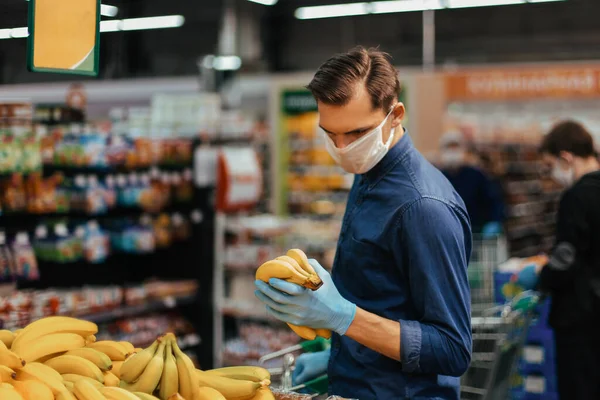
[
  {"x1": 461, "y1": 291, "x2": 540, "y2": 400},
  {"x1": 469, "y1": 235, "x2": 509, "y2": 315}
]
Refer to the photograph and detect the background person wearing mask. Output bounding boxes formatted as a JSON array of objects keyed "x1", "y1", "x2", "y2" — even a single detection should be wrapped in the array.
[
  {"x1": 439, "y1": 132, "x2": 505, "y2": 238},
  {"x1": 254, "y1": 47, "x2": 472, "y2": 399},
  {"x1": 517, "y1": 120, "x2": 600, "y2": 400}
]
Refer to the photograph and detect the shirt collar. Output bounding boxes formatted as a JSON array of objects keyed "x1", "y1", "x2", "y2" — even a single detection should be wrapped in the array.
[{"x1": 362, "y1": 129, "x2": 413, "y2": 184}]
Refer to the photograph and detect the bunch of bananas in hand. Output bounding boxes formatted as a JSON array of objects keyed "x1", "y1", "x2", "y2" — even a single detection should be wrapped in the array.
[
  {"x1": 256, "y1": 248, "x2": 331, "y2": 340},
  {"x1": 118, "y1": 332, "x2": 273, "y2": 400}
]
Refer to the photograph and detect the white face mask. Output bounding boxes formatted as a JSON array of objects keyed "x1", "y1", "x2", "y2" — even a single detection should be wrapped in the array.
[
  {"x1": 324, "y1": 110, "x2": 396, "y2": 174},
  {"x1": 440, "y1": 149, "x2": 465, "y2": 167},
  {"x1": 551, "y1": 162, "x2": 575, "y2": 187}
]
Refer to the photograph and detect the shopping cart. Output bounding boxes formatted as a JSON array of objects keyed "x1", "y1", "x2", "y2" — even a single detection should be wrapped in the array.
[
  {"x1": 461, "y1": 290, "x2": 540, "y2": 400},
  {"x1": 469, "y1": 234, "x2": 509, "y2": 315},
  {"x1": 259, "y1": 337, "x2": 331, "y2": 399}
]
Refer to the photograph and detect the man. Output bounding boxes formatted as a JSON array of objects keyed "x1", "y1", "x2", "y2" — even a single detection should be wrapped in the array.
[
  {"x1": 439, "y1": 132, "x2": 505, "y2": 238},
  {"x1": 517, "y1": 120, "x2": 600, "y2": 400},
  {"x1": 254, "y1": 47, "x2": 472, "y2": 399}
]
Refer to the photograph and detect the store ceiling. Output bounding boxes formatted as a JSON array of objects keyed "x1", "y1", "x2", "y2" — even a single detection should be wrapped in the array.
[{"x1": 0, "y1": 0, "x2": 599, "y2": 84}]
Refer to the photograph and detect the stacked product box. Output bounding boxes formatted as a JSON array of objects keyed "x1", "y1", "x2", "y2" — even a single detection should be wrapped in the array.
[{"x1": 494, "y1": 268, "x2": 558, "y2": 400}]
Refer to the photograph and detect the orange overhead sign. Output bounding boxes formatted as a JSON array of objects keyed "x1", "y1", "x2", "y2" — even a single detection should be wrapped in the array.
[
  {"x1": 28, "y1": 0, "x2": 100, "y2": 76},
  {"x1": 445, "y1": 67, "x2": 600, "y2": 101}
]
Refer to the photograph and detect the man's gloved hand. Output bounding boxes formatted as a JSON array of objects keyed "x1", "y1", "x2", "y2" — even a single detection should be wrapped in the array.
[
  {"x1": 482, "y1": 221, "x2": 503, "y2": 239},
  {"x1": 292, "y1": 349, "x2": 330, "y2": 386},
  {"x1": 254, "y1": 259, "x2": 356, "y2": 335}
]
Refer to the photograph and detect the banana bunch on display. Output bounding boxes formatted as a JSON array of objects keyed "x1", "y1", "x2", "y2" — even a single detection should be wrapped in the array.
[
  {"x1": 0, "y1": 318, "x2": 274, "y2": 400},
  {"x1": 256, "y1": 248, "x2": 332, "y2": 340},
  {"x1": 119, "y1": 332, "x2": 273, "y2": 400}
]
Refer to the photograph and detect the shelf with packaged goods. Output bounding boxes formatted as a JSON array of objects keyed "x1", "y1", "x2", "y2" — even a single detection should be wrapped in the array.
[{"x1": 80, "y1": 292, "x2": 197, "y2": 324}]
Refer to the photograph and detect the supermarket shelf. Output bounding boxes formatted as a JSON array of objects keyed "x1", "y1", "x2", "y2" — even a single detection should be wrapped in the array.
[
  {"x1": 80, "y1": 293, "x2": 197, "y2": 324},
  {"x1": 220, "y1": 306, "x2": 280, "y2": 324}
]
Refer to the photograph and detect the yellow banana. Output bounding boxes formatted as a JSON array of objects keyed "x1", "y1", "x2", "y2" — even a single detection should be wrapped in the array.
[
  {"x1": 110, "y1": 361, "x2": 123, "y2": 378},
  {"x1": 159, "y1": 339, "x2": 178, "y2": 400},
  {"x1": 86, "y1": 335, "x2": 97, "y2": 345},
  {"x1": 133, "y1": 392, "x2": 161, "y2": 400},
  {"x1": 101, "y1": 386, "x2": 140, "y2": 400},
  {"x1": 250, "y1": 388, "x2": 276, "y2": 400},
  {"x1": 275, "y1": 256, "x2": 310, "y2": 277},
  {"x1": 120, "y1": 339, "x2": 165, "y2": 394},
  {"x1": 170, "y1": 336, "x2": 199, "y2": 400},
  {"x1": 63, "y1": 380, "x2": 74, "y2": 392},
  {"x1": 133, "y1": 348, "x2": 143, "y2": 354},
  {"x1": 103, "y1": 371, "x2": 120, "y2": 387},
  {"x1": 65, "y1": 348, "x2": 113, "y2": 371},
  {"x1": 206, "y1": 366, "x2": 270, "y2": 383},
  {"x1": 198, "y1": 387, "x2": 226, "y2": 400},
  {"x1": 56, "y1": 389, "x2": 78, "y2": 400},
  {"x1": 87, "y1": 341, "x2": 129, "y2": 361},
  {"x1": 45, "y1": 355, "x2": 105, "y2": 383},
  {"x1": 14, "y1": 329, "x2": 23, "y2": 335},
  {"x1": 0, "y1": 329, "x2": 15, "y2": 348},
  {"x1": 0, "y1": 348, "x2": 26, "y2": 369},
  {"x1": 256, "y1": 259, "x2": 322, "y2": 290},
  {"x1": 119, "y1": 340, "x2": 159, "y2": 383},
  {"x1": 73, "y1": 379, "x2": 106, "y2": 400},
  {"x1": 0, "y1": 365, "x2": 17, "y2": 381},
  {"x1": 15, "y1": 332, "x2": 85, "y2": 363},
  {"x1": 12, "y1": 379, "x2": 53, "y2": 400},
  {"x1": 11, "y1": 317, "x2": 97, "y2": 354},
  {"x1": 196, "y1": 369, "x2": 263, "y2": 400},
  {"x1": 118, "y1": 341, "x2": 135, "y2": 354},
  {"x1": 20, "y1": 362, "x2": 62, "y2": 381},
  {"x1": 286, "y1": 249, "x2": 317, "y2": 275},
  {"x1": 167, "y1": 395, "x2": 185, "y2": 400},
  {"x1": 0, "y1": 386, "x2": 24, "y2": 400},
  {"x1": 61, "y1": 374, "x2": 104, "y2": 389},
  {"x1": 15, "y1": 363, "x2": 67, "y2": 395}
]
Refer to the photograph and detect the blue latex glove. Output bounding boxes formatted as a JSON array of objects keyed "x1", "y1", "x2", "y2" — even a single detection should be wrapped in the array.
[
  {"x1": 482, "y1": 221, "x2": 503, "y2": 239},
  {"x1": 516, "y1": 264, "x2": 539, "y2": 290},
  {"x1": 254, "y1": 259, "x2": 356, "y2": 335},
  {"x1": 292, "y1": 349, "x2": 330, "y2": 386}
]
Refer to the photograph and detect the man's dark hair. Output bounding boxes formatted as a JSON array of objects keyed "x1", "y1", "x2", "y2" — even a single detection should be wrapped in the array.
[
  {"x1": 540, "y1": 120, "x2": 596, "y2": 158},
  {"x1": 306, "y1": 46, "x2": 401, "y2": 112}
]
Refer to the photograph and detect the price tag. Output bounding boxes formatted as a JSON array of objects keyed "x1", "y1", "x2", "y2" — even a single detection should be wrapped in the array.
[
  {"x1": 524, "y1": 376, "x2": 546, "y2": 394},
  {"x1": 523, "y1": 345, "x2": 544, "y2": 364}
]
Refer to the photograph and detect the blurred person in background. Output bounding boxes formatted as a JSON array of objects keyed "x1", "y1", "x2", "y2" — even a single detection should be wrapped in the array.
[
  {"x1": 439, "y1": 132, "x2": 505, "y2": 238},
  {"x1": 254, "y1": 47, "x2": 472, "y2": 399},
  {"x1": 517, "y1": 120, "x2": 600, "y2": 400}
]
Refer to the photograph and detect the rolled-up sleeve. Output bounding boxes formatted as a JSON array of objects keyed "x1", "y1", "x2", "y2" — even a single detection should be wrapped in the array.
[{"x1": 394, "y1": 197, "x2": 472, "y2": 377}]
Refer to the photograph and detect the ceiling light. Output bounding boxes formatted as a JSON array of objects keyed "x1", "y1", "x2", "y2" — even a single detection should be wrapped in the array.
[
  {"x1": 120, "y1": 15, "x2": 185, "y2": 31},
  {"x1": 295, "y1": 0, "x2": 566, "y2": 19},
  {"x1": 201, "y1": 55, "x2": 242, "y2": 71},
  {"x1": 446, "y1": 0, "x2": 524, "y2": 8},
  {"x1": 100, "y1": 4, "x2": 119, "y2": 17},
  {"x1": 247, "y1": 0, "x2": 278, "y2": 5},
  {"x1": 213, "y1": 55, "x2": 242, "y2": 71},
  {"x1": 10, "y1": 27, "x2": 29, "y2": 38},
  {"x1": 295, "y1": 2, "x2": 370, "y2": 20},
  {"x1": 100, "y1": 20, "x2": 121, "y2": 33},
  {"x1": 371, "y1": 0, "x2": 443, "y2": 13},
  {"x1": 0, "y1": 15, "x2": 186, "y2": 40}
]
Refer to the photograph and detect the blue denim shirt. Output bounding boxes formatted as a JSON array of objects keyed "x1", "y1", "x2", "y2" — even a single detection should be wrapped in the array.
[{"x1": 328, "y1": 132, "x2": 472, "y2": 400}]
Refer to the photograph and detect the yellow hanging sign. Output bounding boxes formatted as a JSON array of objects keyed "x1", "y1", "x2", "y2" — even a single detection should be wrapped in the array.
[{"x1": 27, "y1": 0, "x2": 100, "y2": 76}]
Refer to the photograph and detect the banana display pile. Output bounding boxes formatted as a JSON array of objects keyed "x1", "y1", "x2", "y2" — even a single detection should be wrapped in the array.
[
  {"x1": 256, "y1": 248, "x2": 331, "y2": 340},
  {"x1": 0, "y1": 317, "x2": 274, "y2": 400}
]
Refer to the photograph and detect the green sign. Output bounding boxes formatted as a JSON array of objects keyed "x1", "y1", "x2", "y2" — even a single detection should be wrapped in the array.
[
  {"x1": 282, "y1": 90, "x2": 317, "y2": 115},
  {"x1": 27, "y1": 0, "x2": 101, "y2": 76}
]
